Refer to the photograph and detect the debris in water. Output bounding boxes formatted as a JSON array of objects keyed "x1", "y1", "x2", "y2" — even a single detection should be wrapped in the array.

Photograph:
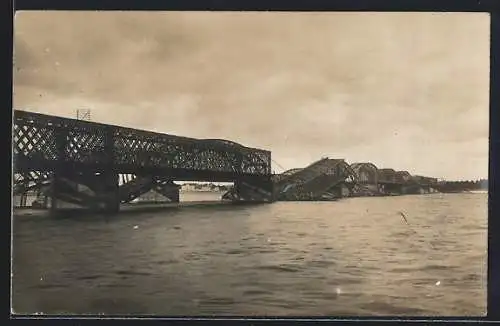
[
  {"x1": 398, "y1": 211, "x2": 418, "y2": 235},
  {"x1": 398, "y1": 211, "x2": 409, "y2": 225},
  {"x1": 336, "y1": 287, "x2": 342, "y2": 295},
  {"x1": 133, "y1": 225, "x2": 139, "y2": 229},
  {"x1": 435, "y1": 281, "x2": 441, "y2": 286}
]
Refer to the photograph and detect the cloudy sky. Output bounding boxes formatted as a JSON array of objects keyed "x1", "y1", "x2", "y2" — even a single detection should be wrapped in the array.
[{"x1": 13, "y1": 11, "x2": 490, "y2": 180}]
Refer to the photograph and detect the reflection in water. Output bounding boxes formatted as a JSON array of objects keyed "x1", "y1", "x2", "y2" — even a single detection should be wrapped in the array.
[{"x1": 12, "y1": 193, "x2": 487, "y2": 316}]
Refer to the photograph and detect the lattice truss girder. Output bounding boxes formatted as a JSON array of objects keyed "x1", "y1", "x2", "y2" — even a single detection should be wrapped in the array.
[
  {"x1": 13, "y1": 171, "x2": 51, "y2": 195},
  {"x1": 337, "y1": 163, "x2": 358, "y2": 184},
  {"x1": 278, "y1": 160, "x2": 358, "y2": 196},
  {"x1": 378, "y1": 169, "x2": 397, "y2": 183},
  {"x1": 113, "y1": 130, "x2": 270, "y2": 174},
  {"x1": 13, "y1": 124, "x2": 58, "y2": 161},
  {"x1": 66, "y1": 127, "x2": 108, "y2": 163},
  {"x1": 350, "y1": 163, "x2": 379, "y2": 184},
  {"x1": 13, "y1": 111, "x2": 271, "y2": 176}
]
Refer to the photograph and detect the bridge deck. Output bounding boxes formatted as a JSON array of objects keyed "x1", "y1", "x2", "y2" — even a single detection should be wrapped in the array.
[{"x1": 13, "y1": 110, "x2": 272, "y2": 182}]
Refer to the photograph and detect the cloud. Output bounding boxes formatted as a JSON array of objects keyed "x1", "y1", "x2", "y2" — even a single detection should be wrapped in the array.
[{"x1": 13, "y1": 11, "x2": 490, "y2": 180}]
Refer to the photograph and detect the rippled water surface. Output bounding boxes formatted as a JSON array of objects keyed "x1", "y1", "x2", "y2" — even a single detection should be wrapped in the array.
[{"x1": 12, "y1": 193, "x2": 487, "y2": 316}]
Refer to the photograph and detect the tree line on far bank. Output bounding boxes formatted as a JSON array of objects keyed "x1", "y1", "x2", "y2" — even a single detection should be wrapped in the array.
[{"x1": 438, "y1": 179, "x2": 488, "y2": 192}]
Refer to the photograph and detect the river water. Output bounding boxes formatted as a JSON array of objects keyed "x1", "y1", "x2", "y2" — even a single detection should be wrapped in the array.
[{"x1": 11, "y1": 192, "x2": 487, "y2": 316}]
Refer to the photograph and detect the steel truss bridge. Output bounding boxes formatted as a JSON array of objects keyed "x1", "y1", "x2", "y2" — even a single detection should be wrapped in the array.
[
  {"x1": 13, "y1": 110, "x2": 274, "y2": 212},
  {"x1": 273, "y1": 159, "x2": 440, "y2": 201},
  {"x1": 272, "y1": 158, "x2": 359, "y2": 201}
]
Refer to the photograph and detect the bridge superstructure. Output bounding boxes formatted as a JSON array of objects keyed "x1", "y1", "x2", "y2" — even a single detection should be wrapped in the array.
[
  {"x1": 273, "y1": 159, "x2": 440, "y2": 200},
  {"x1": 273, "y1": 158, "x2": 358, "y2": 201},
  {"x1": 350, "y1": 162, "x2": 380, "y2": 196},
  {"x1": 13, "y1": 110, "x2": 274, "y2": 212}
]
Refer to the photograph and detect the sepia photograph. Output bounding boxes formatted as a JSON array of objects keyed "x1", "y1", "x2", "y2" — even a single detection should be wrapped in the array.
[{"x1": 11, "y1": 11, "x2": 489, "y2": 316}]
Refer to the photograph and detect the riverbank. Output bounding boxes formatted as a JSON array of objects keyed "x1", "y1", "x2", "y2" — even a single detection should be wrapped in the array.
[
  {"x1": 12, "y1": 200, "x2": 239, "y2": 218},
  {"x1": 13, "y1": 189, "x2": 487, "y2": 217}
]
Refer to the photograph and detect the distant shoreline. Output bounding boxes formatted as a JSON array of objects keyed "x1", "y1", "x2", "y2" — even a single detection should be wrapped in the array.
[{"x1": 179, "y1": 189, "x2": 225, "y2": 193}]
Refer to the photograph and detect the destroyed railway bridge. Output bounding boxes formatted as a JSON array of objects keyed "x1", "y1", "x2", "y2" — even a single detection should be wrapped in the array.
[
  {"x1": 13, "y1": 110, "x2": 274, "y2": 213},
  {"x1": 13, "y1": 110, "x2": 442, "y2": 212},
  {"x1": 272, "y1": 159, "x2": 440, "y2": 201}
]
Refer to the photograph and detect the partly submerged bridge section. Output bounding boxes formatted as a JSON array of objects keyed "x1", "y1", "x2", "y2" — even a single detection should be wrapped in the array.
[
  {"x1": 13, "y1": 110, "x2": 274, "y2": 213},
  {"x1": 273, "y1": 158, "x2": 440, "y2": 201},
  {"x1": 272, "y1": 158, "x2": 358, "y2": 201}
]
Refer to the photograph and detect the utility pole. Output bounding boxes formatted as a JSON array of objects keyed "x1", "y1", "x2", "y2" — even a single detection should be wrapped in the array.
[{"x1": 76, "y1": 109, "x2": 91, "y2": 121}]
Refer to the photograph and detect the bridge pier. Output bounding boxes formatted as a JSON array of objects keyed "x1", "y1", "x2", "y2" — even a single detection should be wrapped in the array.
[
  {"x1": 420, "y1": 185, "x2": 431, "y2": 194},
  {"x1": 401, "y1": 184, "x2": 421, "y2": 195},
  {"x1": 231, "y1": 176, "x2": 274, "y2": 202},
  {"x1": 169, "y1": 190, "x2": 180, "y2": 203},
  {"x1": 19, "y1": 193, "x2": 27, "y2": 207},
  {"x1": 49, "y1": 172, "x2": 61, "y2": 213},
  {"x1": 154, "y1": 178, "x2": 180, "y2": 203},
  {"x1": 48, "y1": 171, "x2": 120, "y2": 214},
  {"x1": 380, "y1": 183, "x2": 403, "y2": 195},
  {"x1": 93, "y1": 172, "x2": 120, "y2": 213}
]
